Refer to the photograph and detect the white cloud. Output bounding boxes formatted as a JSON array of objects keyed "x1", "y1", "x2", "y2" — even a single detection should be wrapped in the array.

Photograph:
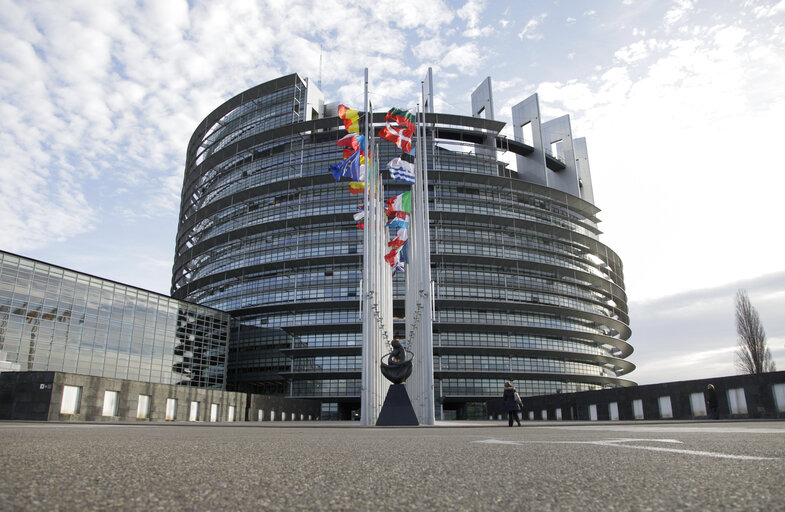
[
  {"x1": 413, "y1": 36, "x2": 449, "y2": 62},
  {"x1": 440, "y1": 42, "x2": 485, "y2": 74},
  {"x1": 458, "y1": 0, "x2": 493, "y2": 37},
  {"x1": 372, "y1": 0, "x2": 455, "y2": 31},
  {"x1": 751, "y1": 0, "x2": 785, "y2": 18},
  {"x1": 664, "y1": 0, "x2": 694, "y2": 27},
  {"x1": 1, "y1": 0, "x2": 471, "y2": 260},
  {"x1": 518, "y1": 13, "x2": 547, "y2": 40},
  {"x1": 614, "y1": 39, "x2": 659, "y2": 63}
]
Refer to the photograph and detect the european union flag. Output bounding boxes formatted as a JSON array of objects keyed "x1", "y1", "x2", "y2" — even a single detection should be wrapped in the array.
[{"x1": 329, "y1": 150, "x2": 363, "y2": 181}]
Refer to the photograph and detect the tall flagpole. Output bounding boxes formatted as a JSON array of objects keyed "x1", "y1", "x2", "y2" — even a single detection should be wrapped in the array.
[
  {"x1": 360, "y1": 68, "x2": 391, "y2": 425},
  {"x1": 419, "y1": 83, "x2": 435, "y2": 425},
  {"x1": 361, "y1": 68, "x2": 373, "y2": 425},
  {"x1": 407, "y1": 97, "x2": 435, "y2": 425}
]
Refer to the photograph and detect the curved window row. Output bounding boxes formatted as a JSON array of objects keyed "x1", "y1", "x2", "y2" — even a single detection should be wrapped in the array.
[
  {"x1": 436, "y1": 239, "x2": 609, "y2": 280},
  {"x1": 435, "y1": 308, "x2": 611, "y2": 336},
  {"x1": 439, "y1": 378, "x2": 605, "y2": 397},
  {"x1": 181, "y1": 196, "x2": 359, "y2": 250},
  {"x1": 437, "y1": 354, "x2": 617, "y2": 377},
  {"x1": 434, "y1": 197, "x2": 597, "y2": 239},
  {"x1": 436, "y1": 267, "x2": 619, "y2": 307},
  {"x1": 227, "y1": 355, "x2": 290, "y2": 374},
  {"x1": 197, "y1": 143, "x2": 341, "y2": 210},
  {"x1": 435, "y1": 332, "x2": 608, "y2": 356},
  {"x1": 432, "y1": 177, "x2": 596, "y2": 228},
  {"x1": 179, "y1": 230, "x2": 360, "y2": 283},
  {"x1": 195, "y1": 85, "x2": 306, "y2": 166},
  {"x1": 292, "y1": 355, "x2": 362, "y2": 372},
  {"x1": 189, "y1": 267, "x2": 362, "y2": 310},
  {"x1": 180, "y1": 232, "x2": 610, "y2": 293},
  {"x1": 291, "y1": 379, "x2": 362, "y2": 397},
  {"x1": 437, "y1": 285, "x2": 614, "y2": 318},
  {"x1": 188, "y1": 138, "x2": 341, "y2": 215},
  {"x1": 258, "y1": 309, "x2": 361, "y2": 328},
  {"x1": 435, "y1": 225, "x2": 607, "y2": 273},
  {"x1": 292, "y1": 332, "x2": 363, "y2": 348}
]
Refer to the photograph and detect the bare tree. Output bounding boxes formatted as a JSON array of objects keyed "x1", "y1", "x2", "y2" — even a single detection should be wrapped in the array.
[{"x1": 734, "y1": 289, "x2": 775, "y2": 374}]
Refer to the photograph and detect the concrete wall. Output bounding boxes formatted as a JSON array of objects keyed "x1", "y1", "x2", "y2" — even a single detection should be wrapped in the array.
[
  {"x1": 0, "y1": 371, "x2": 320, "y2": 423},
  {"x1": 247, "y1": 394, "x2": 319, "y2": 422},
  {"x1": 541, "y1": 115, "x2": 580, "y2": 196},
  {"x1": 511, "y1": 94, "x2": 548, "y2": 186},
  {"x1": 488, "y1": 371, "x2": 785, "y2": 421},
  {"x1": 573, "y1": 137, "x2": 595, "y2": 204},
  {"x1": 471, "y1": 77, "x2": 494, "y2": 120}
]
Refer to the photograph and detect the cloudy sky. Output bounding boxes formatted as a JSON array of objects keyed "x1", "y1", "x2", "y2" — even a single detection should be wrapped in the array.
[{"x1": 1, "y1": 0, "x2": 783, "y2": 384}]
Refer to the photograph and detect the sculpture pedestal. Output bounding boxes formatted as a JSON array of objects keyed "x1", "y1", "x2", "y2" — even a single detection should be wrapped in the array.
[{"x1": 376, "y1": 384, "x2": 419, "y2": 426}]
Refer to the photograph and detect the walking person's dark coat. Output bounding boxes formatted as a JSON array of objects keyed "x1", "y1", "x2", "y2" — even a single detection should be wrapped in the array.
[
  {"x1": 706, "y1": 384, "x2": 719, "y2": 419},
  {"x1": 503, "y1": 381, "x2": 522, "y2": 427}
]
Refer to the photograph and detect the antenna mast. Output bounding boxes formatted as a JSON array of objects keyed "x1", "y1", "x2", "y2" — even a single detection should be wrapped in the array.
[{"x1": 318, "y1": 46, "x2": 323, "y2": 89}]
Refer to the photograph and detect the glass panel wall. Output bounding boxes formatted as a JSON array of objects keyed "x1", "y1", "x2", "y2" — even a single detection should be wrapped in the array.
[{"x1": 0, "y1": 251, "x2": 230, "y2": 388}]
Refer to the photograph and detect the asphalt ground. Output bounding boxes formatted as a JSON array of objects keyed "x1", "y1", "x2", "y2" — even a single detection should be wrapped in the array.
[{"x1": 1, "y1": 420, "x2": 784, "y2": 511}]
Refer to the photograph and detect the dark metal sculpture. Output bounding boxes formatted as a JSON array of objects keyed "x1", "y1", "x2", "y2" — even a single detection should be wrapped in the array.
[{"x1": 380, "y1": 339, "x2": 413, "y2": 384}]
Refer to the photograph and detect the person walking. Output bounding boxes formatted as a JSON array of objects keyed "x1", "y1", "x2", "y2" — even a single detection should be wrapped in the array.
[
  {"x1": 503, "y1": 381, "x2": 522, "y2": 427},
  {"x1": 706, "y1": 384, "x2": 719, "y2": 419}
]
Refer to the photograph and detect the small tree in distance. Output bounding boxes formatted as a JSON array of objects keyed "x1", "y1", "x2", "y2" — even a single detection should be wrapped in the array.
[{"x1": 734, "y1": 289, "x2": 775, "y2": 374}]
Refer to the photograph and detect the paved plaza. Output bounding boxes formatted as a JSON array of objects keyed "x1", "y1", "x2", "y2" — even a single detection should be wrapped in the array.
[{"x1": 1, "y1": 420, "x2": 784, "y2": 511}]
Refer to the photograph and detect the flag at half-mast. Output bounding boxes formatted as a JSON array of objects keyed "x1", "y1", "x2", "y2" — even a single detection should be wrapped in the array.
[
  {"x1": 387, "y1": 217, "x2": 409, "y2": 229},
  {"x1": 387, "y1": 157, "x2": 415, "y2": 184},
  {"x1": 338, "y1": 104, "x2": 360, "y2": 134},
  {"x1": 384, "y1": 246, "x2": 401, "y2": 266},
  {"x1": 338, "y1": 133, "x2": 366, "y2": 158},
  {"x1": 386, "y1": 190, "x2": 412, "y2": 214},
  {"x1": 378, "y1": 107, "x2": 415, "y2": 154},
  {"x1": 330, "y1": 149, "x2": 365, "y2": 181},
  {"x1": 388, "y1": 227, "x2": 408, "y2": 248}
]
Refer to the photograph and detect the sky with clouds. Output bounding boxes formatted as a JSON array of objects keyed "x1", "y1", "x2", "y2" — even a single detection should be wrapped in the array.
[{"x1": 1, "y1": 0, "x2": 783, "y2": 384}]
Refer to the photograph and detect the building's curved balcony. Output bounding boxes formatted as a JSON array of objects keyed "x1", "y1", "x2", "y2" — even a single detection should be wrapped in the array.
[
  {"x1": 435, "y1": 298, "x2": 630, "y2": 341},
  {"x1": 281, "y1": 369, "x2": 362, "y2": 380},
  {"x1": 433, "y1": 321, "x2": 632, "y2": 358},
  {"x1": 433, "y1": 345, "x2": 635, "y2": 375},
  {"x1": 280, "y1": 345, "x2": 362, "y2": 358},
  {"x1": 435, "y1": 370, "x2": 637, "y2": 388}
]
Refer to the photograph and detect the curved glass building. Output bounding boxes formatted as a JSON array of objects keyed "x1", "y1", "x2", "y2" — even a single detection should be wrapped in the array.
[{"x1": 172, "y1": 72, "x2": 634, "y2": 420}]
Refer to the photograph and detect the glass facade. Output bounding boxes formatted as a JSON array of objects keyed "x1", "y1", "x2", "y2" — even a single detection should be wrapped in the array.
[
  {"x1": 172, "y1": 73, "x2": 634, "y2": 420},
  {"x1": 0, "y1": 251, "x2": 230, "y2": 388}
]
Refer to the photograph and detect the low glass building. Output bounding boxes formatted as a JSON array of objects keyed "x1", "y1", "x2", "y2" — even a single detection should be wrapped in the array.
[
  {"x1": 0, "y1": 250, "x2": 230, "y2": 388},
  {"x1": 172, "y1": 72, "x2": 634, "y2": 419}
]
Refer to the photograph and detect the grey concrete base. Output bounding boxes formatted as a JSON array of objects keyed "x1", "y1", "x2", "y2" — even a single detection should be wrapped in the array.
[
  {"x1": 0, "y1": 371, "x2": 320, "y2": 423},
  {"x1": 376, "y1": 384, "x2": 418, "y2": 426}
]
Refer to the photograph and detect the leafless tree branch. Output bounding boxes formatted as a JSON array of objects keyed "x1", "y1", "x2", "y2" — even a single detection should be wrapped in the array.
[{"x1": 734, "y1": 289, "x2": 775, "y2": 374}]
